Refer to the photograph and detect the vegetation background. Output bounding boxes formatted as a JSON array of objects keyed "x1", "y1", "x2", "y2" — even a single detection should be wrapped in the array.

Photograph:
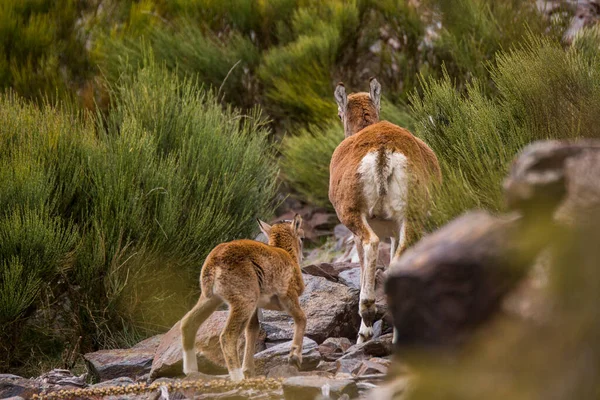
[{"x1": 1, "y1": 0, "x2": 599, "y2": 379}]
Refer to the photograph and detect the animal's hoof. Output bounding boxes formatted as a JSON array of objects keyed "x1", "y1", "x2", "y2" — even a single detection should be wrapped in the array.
[
  {"x1": 358, "y1": 324, "x2": 374, "y2": 344},
  {"x1": 288, "y1": 353, "x2": 302, "y2": 369},
  {"x1": 359, "y1": 298, "x2": 377, "y2": 326},
  {"x1": 229, "y1": 368, "x2": 244, "y2": 382},
  {"x1": 243, "y1": 368, "x2": 254, "y2": 379}
]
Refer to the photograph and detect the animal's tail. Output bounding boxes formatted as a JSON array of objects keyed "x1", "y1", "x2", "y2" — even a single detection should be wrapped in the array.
[
  {"x1": 372, "y1": 146, "x2": 394, "y2": 218},
  {"x1": 375, "y1": 145, "x2": 393, "y2": 197},
  {"x1": 200, "y1": 258, "x2": 216, "y2": 298}
]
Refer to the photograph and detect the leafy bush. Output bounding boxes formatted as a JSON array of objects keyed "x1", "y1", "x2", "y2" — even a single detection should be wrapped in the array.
[
  {"x1": 0, "y1": 63, "x2": 278, "y2": 372},
  {"x1": 0, "y1": 0, "x2": 91, "y2": 103},
  {"x1": 98, "y1": 22, "x2": 260, "y2": 109},
  {"x1": 425, "y1": 0, "x2": 563, "y2": 92},
  {"x1": 411, "y1": 34, "x2": 600, "y2": 227}
]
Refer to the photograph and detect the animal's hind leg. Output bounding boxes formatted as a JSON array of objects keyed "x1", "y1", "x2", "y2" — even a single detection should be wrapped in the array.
[
  {"x1": 242, "y1": 309, "x2": 259, "y2": 378},
  {"x1": 357, "y1": 217, "x2": 380, "y2": 343},
  {"x1": 281, "y1": 295, "x2": 306, "y2": 368},
  {"x1": 181, "y1": 295, "x2": 222, "y2": 374},
  {"x1": 390, "y1": 219, "x2": 407, "y2": 264},
  {"x1": 354, "y1": 235, "x2": 364, "y2": 288},
  {"x1": 220, "y1": 302, "x2": 255, "y2": 382}
]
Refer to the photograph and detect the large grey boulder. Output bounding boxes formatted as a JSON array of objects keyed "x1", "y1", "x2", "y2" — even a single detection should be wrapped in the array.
[
  {"x1": 262, "y1": 274, "x2": 360, "y2": 344},
  {"x1": 149, "y1": 311, "x2": 266, "y2": 379}
]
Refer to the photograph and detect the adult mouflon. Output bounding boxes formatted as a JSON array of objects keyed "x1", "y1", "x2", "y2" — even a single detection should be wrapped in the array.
[
  {"x1": 181, "y1": 215, "x2": 306, "y2": 381},
  {"x1": 330, "y1": 78, "x2": 441, "y2": 343}
]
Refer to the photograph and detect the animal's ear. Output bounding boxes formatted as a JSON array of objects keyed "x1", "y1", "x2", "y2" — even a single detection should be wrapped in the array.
[
  {"x1": 334, "y1": 82, "x2": 347, "y2": 111},
  {"x1": 291, "y1": 213, "x2": 303, "y2": 232},
  {"x1": 257, "y1": 219, "x2": 272, "y2": 237},
  {"x1": 369, "y1": 77, "x2": 381, "y2": 112}
]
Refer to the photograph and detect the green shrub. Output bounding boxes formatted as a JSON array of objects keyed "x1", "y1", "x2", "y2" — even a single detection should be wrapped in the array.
[
  {"x1": 259, "y1": 1, "x2": 360, "y2": 127},
  {"x1": 411, "y1": 34, "x2": 600, "y2": 227},
  {"x1": 425, "y1": 0, "x2": 562, "y2": 92},
  {"x1": 0, "y1": 63, "x2": 279, "y2": 372},
  {"x1": 0, "y1": 0, "x2": 90, "y2": 103},
  {"x1": 98, "y1": 22, "x2": 260, "y2": 108}
]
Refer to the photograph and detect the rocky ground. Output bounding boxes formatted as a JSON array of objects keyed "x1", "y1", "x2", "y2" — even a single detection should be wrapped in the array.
[{"x1": 0, "y1": 256, "x2": 399, "y2": 400}]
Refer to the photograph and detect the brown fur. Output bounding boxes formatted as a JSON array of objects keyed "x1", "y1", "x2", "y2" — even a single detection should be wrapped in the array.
[
  {"x1": 181, "y1": 215, "x2": 306, "y2": 381},
  {"x1": 331, "y1": 79, "x2": 441, "y2": 342}
]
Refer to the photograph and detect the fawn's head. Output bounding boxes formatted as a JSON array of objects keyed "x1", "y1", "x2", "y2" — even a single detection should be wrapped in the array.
[
  {"x1": 334, "y1": 78, "x2": 381, "y2": 137},
  {"x1": 257, "y1": 214, "x2": 304, "y2": 262}
]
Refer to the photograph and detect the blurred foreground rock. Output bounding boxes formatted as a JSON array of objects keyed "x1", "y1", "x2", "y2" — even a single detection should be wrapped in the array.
[
  {"x1": 387, "y1": 139, "x2": 600, "y2": 349},
  {"x1": 386, "y1": 211, "x2": 540, "y2": 347},
  {"x1": 383, "y1": 139, "x2": 600, "y2": 399}
]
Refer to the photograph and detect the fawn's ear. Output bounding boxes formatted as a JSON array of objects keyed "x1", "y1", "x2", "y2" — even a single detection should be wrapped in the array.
[
  {"x1": 369, "y1": 77, "x2": 381, "y2": 112},
  {"x1": 291, "y1": 213, "x2": 303, "y2": 232},
  {"x1": 334, "y1": 82, "x2": 347, "y2": 111},
  {"x1": 257, "y1": 219, "x2": 272, "y2": 237}
]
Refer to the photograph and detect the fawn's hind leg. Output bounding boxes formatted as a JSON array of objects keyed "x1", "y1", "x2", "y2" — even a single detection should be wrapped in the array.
[
  {"x1": 281, "y1": 296, "x2": 306, "y2": 368},
  {"x1": 242, "y1": 309, "x2": 260, "y2": 378},
  {"x1": 221, "y1": 302, "x2": 255, "y2": 382},
  {"x1": 181, "y1": 295, "x2": 222, "y2": 374}
]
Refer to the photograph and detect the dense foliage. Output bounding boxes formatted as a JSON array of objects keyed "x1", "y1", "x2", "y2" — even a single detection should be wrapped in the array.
[{"x1": 0, "y1": 63, "x2": 278, "y2": 373}]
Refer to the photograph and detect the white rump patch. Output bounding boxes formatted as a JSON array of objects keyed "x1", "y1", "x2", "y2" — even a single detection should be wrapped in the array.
[{"x1": 358, "y1": 151, "x2": 409, "y2": 221}]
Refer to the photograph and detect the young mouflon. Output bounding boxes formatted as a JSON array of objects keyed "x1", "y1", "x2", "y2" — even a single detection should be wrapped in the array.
[
  {"x1": 181, "y1": 215, "x2": 306, "y2": 382},
  {"x1": 330, "y1": 78, "x2": 441, "y2": 343}
]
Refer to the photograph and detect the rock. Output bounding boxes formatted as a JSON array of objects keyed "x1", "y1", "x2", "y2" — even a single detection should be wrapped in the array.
[
  {"x1": 282, "y1": 376, "x2": 358, "y2": 400},
  {"x1": 83, "y1": 336, "x2": 162, "y2": 382},
  {"x1": 276, "y1": 208, "x2": 338, "y2": 242},
  {"x1": 262, "y1": 274, "x2": 360, "y2": 344},
  {"x1": 563, "y1": 1, "x2": 600, "y2": 43},
  {"x1": 39, "y1": 369, "x2": 87, "y2": 387},
  {"x1": 301, "y1": 262, "x2": 356, "y2": 283},
  {"x1": 343, "y1": 334, "x2": 394, "y2": 360},
  {"x1": 334, "y1": 237, "x2": 391, "y2": 268},
  {"x1": 318, "y1": 337, "x2": 353, "y2": 361},
  {"x1": 334, "y1": 224, "x2": 351, "y2": 240},
  {"x1": 90, "y1": 377, "x2": 153, "y2": 400},
  {"x1": 0, "y1": 375, "x2": 41, "y2": 399},
  {"x1": 386, "y1": 211, "x2": 543, "y2": 348},
  {"x1": 84, "y1": 345, "x2": 157, "y2": 382},
  {"x1": 336, "y1": 359, "x2": 364, "y2": 375},
  {"x1": 133, "y1": 334, "x2": 164, "y2": 351},
  {"x1": 317, "y1": 263, "x2": 387, "y2": 321},
  {"x1": 150, "y1": 311, "x2": 266, "y2": 379},
  {"x1": 254, "y1": 337, "x2": 321, "y2": 376},
  {"x1": 315, "y1": 360, "x2": 339, "y2": 374},
  {"x1": 337, "y1": 268, "x2": 360, "y2": 290},
  {"x1": 266, "y1": 364, "x2": 301, "y2": 379},
  {"x1": 0, "y1": 372, "x2": 87, "y2": 399},
  {"x1": 352, "y1": 358, "x2": 390, "y2": 376},
  {"x1": 363, "y1": 377, "x2": 410, "y2": 400},
  {"x1": 504, "y1": 139, "x2": 600, "y2": 224}
]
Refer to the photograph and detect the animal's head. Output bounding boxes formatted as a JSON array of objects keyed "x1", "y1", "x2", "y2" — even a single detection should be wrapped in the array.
[
  {"x1": 257, "y1": 214, "x2": 304, "y2": 261},
  {"x1": 334, "y1": 78, "x2": 381, "y2": 137}
]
